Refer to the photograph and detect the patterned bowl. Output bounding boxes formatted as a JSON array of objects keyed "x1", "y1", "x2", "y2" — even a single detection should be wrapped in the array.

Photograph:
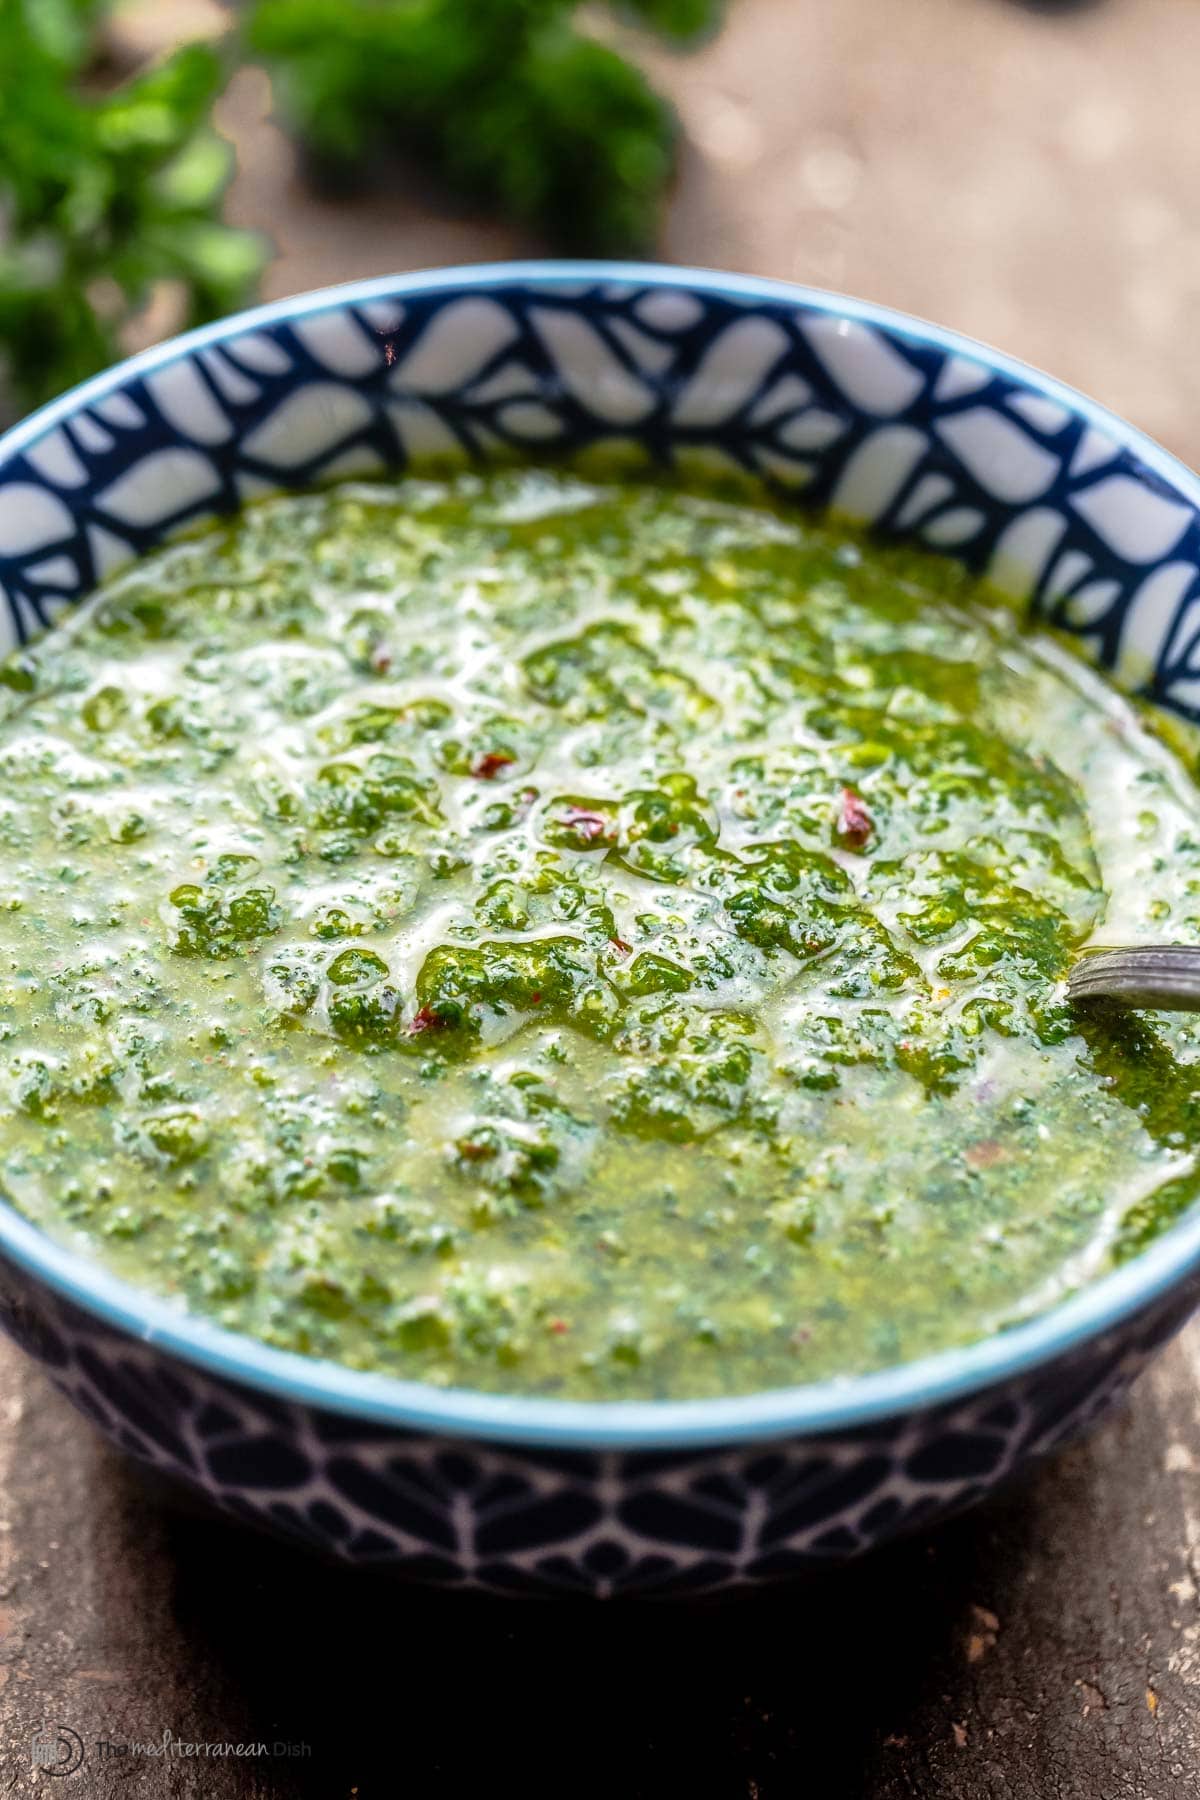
[{"x1": 1, "y1": 263, "x2": 1199, "y2": 1598}]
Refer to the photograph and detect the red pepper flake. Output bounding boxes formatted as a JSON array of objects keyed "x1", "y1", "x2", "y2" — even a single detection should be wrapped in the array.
[
  {"x1": 529, "y1": 991, "x2": 542, "y2": 1005},
  {"x1": 609, "y1": 936, "x2": 632, "y2": 956},
  {"x1": 548, "y1": 1317, "x2": 569, "y2": 1335},
  {"x1": 408, "y1": 1004, "x2": 447, "y2": 1035},
  {"x1": 558, "y1": 806, "x2": 610, "y2": 843},
  {"x1": 458, "y1": 1140, "x2": 495, "y2": 1162},
  {"x1": 369, "y1": 643, "x2": 393, "y2": 675},
  {"x1": 838, "y1": 786, "x2": 874, "y2": 849},
  {"x1": 471, "y1": 751, "x2": 515, "y2": 781},
  {"x1": 965, "y1": 1138, "x2": 1005, "y2": 1170}
]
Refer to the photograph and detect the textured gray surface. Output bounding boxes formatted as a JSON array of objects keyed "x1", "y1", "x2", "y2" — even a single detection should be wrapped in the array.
[{"x1": 1, "y1": 0, "x2": 1199, "y2": 1791}]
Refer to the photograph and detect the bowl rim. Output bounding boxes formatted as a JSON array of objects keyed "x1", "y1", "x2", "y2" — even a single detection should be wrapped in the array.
[{"x1": 1, "y1": 258, "x2": 1199, "y2": 1451}]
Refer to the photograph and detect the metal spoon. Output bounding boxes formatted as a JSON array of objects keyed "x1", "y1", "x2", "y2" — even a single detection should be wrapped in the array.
[{"x1": 1068, "y1": 946, "x2": 1200, "y2": 1011}]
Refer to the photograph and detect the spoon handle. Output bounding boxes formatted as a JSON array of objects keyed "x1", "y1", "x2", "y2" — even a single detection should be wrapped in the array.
[{"x1": 1068, "y1": 945, "x2": 1200, "y2": 1011}]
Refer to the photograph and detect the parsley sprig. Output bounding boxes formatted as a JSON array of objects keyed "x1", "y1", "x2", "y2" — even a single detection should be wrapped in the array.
[
  {"x1": 246, "y1": 0, "x2": 727, "y2": 254},
  {"x1": 0, "y1": 0, "x2": 265, "y2": 414}
]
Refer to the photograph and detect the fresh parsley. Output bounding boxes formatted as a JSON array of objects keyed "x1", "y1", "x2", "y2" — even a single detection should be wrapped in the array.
[
  {"x1": 246, "y1": 0, "x2": 727, "y2": 255},
  {"x1": 0, "y1": 0, "x2": 265, "y2": 415}
]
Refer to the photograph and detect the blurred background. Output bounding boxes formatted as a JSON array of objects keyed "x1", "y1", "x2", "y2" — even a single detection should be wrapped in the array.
[{"x1": 3, "y1": 0, "x2": 1199, "y2": 466}]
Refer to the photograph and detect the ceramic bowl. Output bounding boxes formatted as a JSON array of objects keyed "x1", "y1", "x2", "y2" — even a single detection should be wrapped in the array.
[{"x1": 0, "y1": 263, "x2": 1198, "y2": 1598}]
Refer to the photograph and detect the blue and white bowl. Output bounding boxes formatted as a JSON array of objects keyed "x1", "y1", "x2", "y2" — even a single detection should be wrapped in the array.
[{"x1": 0, "y1": 263, "x2": 1199, "y2": 1597}]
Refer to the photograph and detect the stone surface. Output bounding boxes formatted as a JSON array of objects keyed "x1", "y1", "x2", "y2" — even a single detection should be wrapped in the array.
[{"x1": 2, "y1": 0, "x2": 1200, "y2": 1792}]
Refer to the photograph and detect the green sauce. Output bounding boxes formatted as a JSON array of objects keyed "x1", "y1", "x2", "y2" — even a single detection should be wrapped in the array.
[{"x1": 1, "y1": 468, "x2": 1199, "y2": 1399}]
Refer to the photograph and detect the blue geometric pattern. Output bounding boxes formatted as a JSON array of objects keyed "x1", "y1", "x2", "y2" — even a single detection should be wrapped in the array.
[
  {"x1": 3, "y1": 271, "x2": 1200, "y2": 717},
  {"x1": 0, "y1": 1254, "x2": 1194, "y2": 1596},
  {"x1": 1, "y1": 264, "x2": 1200, "y2": 1594}
]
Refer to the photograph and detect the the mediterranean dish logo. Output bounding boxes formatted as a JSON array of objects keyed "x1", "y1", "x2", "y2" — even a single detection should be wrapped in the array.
[
  {"x1": 31, "y1": 1724, "x2": 310, "y2": 1775},
  {"x1": 30, "y1": 1725, "x2": 84, "y2": 1778}
]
